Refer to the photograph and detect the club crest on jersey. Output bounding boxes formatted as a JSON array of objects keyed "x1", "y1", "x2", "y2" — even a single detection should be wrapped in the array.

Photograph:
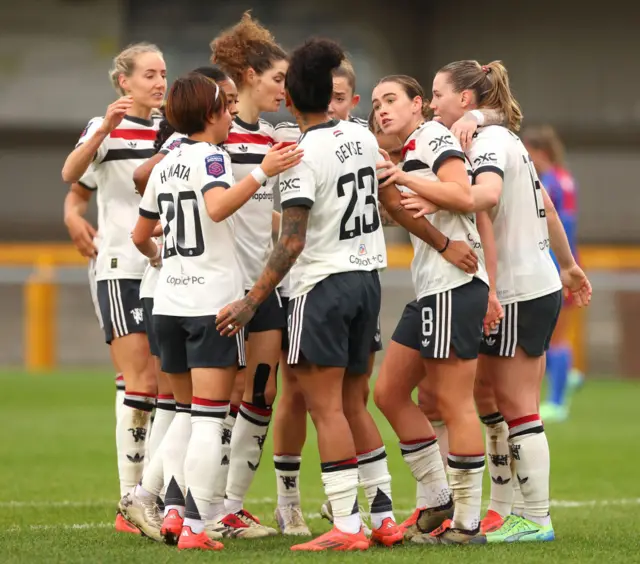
[
  {"x1": 333, "y1": 130, "x2": 344, "y2": 138},
  {"x1": 358, "y1": 244, "x2": 367, "y2": 256},
  {"x1": 205, "y1": 153, "x2": 225, "y2": 178}
]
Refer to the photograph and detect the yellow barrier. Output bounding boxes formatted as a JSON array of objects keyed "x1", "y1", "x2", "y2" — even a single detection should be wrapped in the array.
[
  {"x1": 2, "y1": 243, "x2": 637, "y2": 371},
  {"x1": 24, "y1": 256, "x2": 57, "y2": 372}
]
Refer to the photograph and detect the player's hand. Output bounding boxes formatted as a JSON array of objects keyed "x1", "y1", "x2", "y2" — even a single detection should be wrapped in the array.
[
  {"x1": 441, "y1": 239, "x2": 478, "y2": 274},
  {"x1": 378, "y1": 148, "x2": 391, "y2": 162},
  {"x1": 483, "y1": 291, "x2": 504, "y2": 336},
  {"x1": 261, "y1": 143, "x2": 304, "y2": 177},
  {"x1": 400, "y1": 192, "x2": 440, "y2": 217},
  {"x1": 560, "y1": 263, "x2": 592, "y2": 307},
  {"x1": 376, "y1": 160, "x2": 405, "y2": 188},
  {"x1": 450, "y1": 111, "x2": 480, "y2": 151},
  {"x1": 99, "y1": 96, "x2": 133, "y2": 134},
  {"x1": 216, "y1": 296, "x2": 258, "y2": 337},
  {"x1": 65, "y1": 214, "x2": 98, "y2": 258}
]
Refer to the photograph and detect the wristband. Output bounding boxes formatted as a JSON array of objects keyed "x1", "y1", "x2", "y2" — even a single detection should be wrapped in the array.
[
  {"x1": 469, "y1": 110, "x2": 485, "y2": 126},
  {"x1": 437, "y1": 237, "x2": 450, "y2": 254},
  {"x1": 251, "y1": 166, "x2": 268, "y2": 185}
]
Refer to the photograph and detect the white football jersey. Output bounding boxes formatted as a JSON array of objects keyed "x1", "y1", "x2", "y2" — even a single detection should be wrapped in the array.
[
  {"x1": 468, "y1": 126, "x2": 561, "y2": 303},
  {"x1": 77, "y1": 115, "x2": 161, "y2": 281},
  {"x1": 222, "y1": 117, "x2": 277, "y2": 289},
  {"x1": 139, "y1": 131, "x2": 187, "y2": 299},
  {"x1": 400, "y1": 121, "x2": 488, "y2": 299},
  {"x1": 139, "y1": 141, "x2": 244, "y2": 316},
  {"x1": 279, "y1": 119, "x2": 387, "y2": 299}
]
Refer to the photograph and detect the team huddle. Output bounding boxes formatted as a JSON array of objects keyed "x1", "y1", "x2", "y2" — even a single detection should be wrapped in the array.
[{"x1": 61, "y1": 12, "x2": 592, "y2": 552}]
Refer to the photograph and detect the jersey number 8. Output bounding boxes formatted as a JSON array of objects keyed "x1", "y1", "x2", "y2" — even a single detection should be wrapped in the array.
[
  {"x1": 336, "y1": 167, "x2": 381, "y2": 240},
  {"x1": 158, "y1": 192, "x2": 205, "y2": 259}
]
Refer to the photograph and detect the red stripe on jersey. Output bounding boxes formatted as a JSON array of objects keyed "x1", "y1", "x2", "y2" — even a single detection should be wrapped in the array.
[
  {"x1": 226, "y1": 132, "x2": 274, "y2": 146},
  {"x1": 110, "y1": 129, "x2": 158, "y2": 141}
]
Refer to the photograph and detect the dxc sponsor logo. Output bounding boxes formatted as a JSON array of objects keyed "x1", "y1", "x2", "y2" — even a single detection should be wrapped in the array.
[
  {"x1": 166, "y1": 275, "x2": 205, "y2": 286},
  {"x1": 429, "y1": 135, "x2": 454, "y2": 151},
  {"x1": 280, "y1": 177, "x2": 300, "y2": 193},
  {"x1": 473, "y1": 153, "x2": 497, "y2": 165}
]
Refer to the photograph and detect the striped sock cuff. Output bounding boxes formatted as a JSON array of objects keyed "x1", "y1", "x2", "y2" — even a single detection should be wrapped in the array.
[
  {"x1": 400, "y1": 436, "x2": 437, "y2": 456},
  {"x1": 115, "y1": 373, "x2": 125, "y2": 391},
  {"x1": 480, "y1": 412, "x2": 505, "y2": 426},
  {"x1": 229, "y1": 404, "x2": 240, "y2": 419},
  {"x1": 447, "y1": 453, "x2": 486, "y2": 470},
  {"x1": 175, "y1": 402, "x2": 191, "y2": 414},
  {"x1": 191, "y1": 397, "x2": 228, "y2": 418},
  {"x1": 156, "y1": 394, "x2": 176, "y2": 411},
  {"x1": 123, "y1": 392, "x2": 155, "y2": 411},
  {"x1": 357, "y1": 446, "x2": 387, "y2": 466},
  {"x1": 321, "y1": 457, "x2": 358, "y2": 473},
  {"x1": 508, "y1": 414, "x2": 544, "y2": 438},
  {"x1": 239, "y1": 401, "x2": 272, "y2": 426},
  {"x1": 274, "y1": 454, "x2": 302, "y2": 471}
]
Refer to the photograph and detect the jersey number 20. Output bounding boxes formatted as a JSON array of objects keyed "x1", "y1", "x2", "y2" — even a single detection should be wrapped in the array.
[
  {"x1": 158, "y1": 192, "x2": 205, "y2": 258},
  {"x1": 336, "y1": 167, "x2": 381, "y2": 240}
]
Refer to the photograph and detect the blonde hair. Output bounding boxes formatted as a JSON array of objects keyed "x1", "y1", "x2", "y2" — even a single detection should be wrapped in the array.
[
  {"x1": 109, "y1": 42, "x2": 163, "y2": 96},
  {"x1": 333, "y1": 58, "x2": 357, "y2": 93},
  {"x1": 439, "y1": 60, "x2": 523, "y2": 132},
  {"x1": 521, "y1": 125, "x2": 565, "y2": 166}
]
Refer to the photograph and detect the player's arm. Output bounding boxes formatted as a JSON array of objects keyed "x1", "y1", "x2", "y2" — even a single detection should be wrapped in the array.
[
  {"x1": 203, "y1": 144, "x2": 303, "y2": 222},
  {"x1": 131, "y1": 178, "x2": 161, "y2": 264},
  {"x1": 378, "y1": 129, "x2": 473, "y2": 212},
  {"x1": 541, "y1": 185, "x2": 592, "y2": 306},
  {"x1": 450, "y1": 109, "x2": 505, "y2": 150},
  {"x1": 475, "y1": 211, "x2": 503, "y2": 333},
  {"x1": 62, "y1": 97, "x2": 133, "y2": 183},
  {"x1": 133, "y1": 153, "x2": 166, "y2": 196},
  {"x1": 377, "y1": 182, "x2": 478, "y2": 274},
  {"x1": 64, "y1": 182, "x2": 98, "y2": 258},
  {"x1": 378, "y1": 202, "x2": 398, "y2": 226}
]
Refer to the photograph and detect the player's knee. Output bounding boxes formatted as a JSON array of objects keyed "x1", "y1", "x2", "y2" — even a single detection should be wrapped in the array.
[
  {"x1": 373, "y1": 378, "x2": 394, "y2": 415},
  {"x1": 252, "y1": 363, "x2": 276, "y2": 408}
]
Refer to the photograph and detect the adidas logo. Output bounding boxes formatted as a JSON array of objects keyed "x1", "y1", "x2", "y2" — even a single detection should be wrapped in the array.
[
  {"x1": 248, "y1": 461, "x2": 259, "y2": 471},
  {"x1": 221, "y1": 455, "x2": 230, "y2": 466},
  {"x1": 127, "y1": 141, "x2": 137, "y2": 149},
  {"x1": 238, "y1": 145, "x2": 248, "y2": 152},
  {"x1": 491, "y1": 476, "x2": 511, "y2": 485},
  {"x1": 127, "y1": 453, "x2": 144, "y2": 463},
  {"x1": 485, "y1": 337, "x2": 496, "y2": 346},
  {"x1": 517, "y1": 474, "x2": 528, "y2": 485}
]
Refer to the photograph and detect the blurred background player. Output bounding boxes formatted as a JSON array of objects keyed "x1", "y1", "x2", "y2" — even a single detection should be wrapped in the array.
[
  {"x1": 61, "y1": 42, "x2": 166, "y2": 533},
  {"x1": 523, "y1": 125, "x2": 583, "y2": 422}
]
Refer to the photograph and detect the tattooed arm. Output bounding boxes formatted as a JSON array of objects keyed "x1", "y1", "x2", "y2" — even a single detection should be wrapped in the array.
[{"x1": 216, "y1": 206, "x2": 309, "y2": 335}]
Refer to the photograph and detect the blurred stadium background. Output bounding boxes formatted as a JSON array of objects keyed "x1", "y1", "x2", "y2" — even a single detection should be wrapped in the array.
[{"x1": 1, "y1": 0, "x2": 639, "y2": 378}]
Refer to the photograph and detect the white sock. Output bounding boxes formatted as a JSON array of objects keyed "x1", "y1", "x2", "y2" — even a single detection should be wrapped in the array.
[
  {"x1": 508, "y1": 415, "x2": 551, "y2": 526},
  {"x1": 183, "y1": 398, "x2": 227, "y2": 531},
  {"x1": 447, "y1": 454, "x2": 485, "y2": 531},
  {"x1": 322, "y1": 459, "x2": 360, "y2": 534},
  {"x1": 115, "y1": 373, "x2": 125, "y2": 420},
  {"x1": 116, "y1": 392, "x2": 154, "y2": 497},
  {"x1": 274, "y1": 454, "x2": 301, "y2": 507},
  {"x1": 148, "y1": 395, "x2": 175, "y2": 459},
  {"x1": 161, "y1": 403, "x2": 192, "y2": 514},
  {"x1": 357, "y1": 447, "x2": 394, "y2": 529},
  {"x1": 512, "y1": 469, "x2": 525, "y2": 516},
  {"x1": 480, "y1": 412, "x2": 513, "y2": 517},
  {"x1": 401, "y1": 438, "x2": 451, "y2": 509},
  {"x1": 225, "y1": 401, "x2": 271, "y2": 513},
  {"x1": 432, "y1": 420, "x2": 449, "y2": 467},
  {"x1": 210, "y1": 404, "x2": 237, "y2": 521}
]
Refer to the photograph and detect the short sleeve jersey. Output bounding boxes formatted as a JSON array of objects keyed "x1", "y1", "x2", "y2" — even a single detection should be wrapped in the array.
[
  {"x1": 221, "y1": 117, "x2": 278, "y2": 290},
  {"x1": 400, "y1": 121, "x2": 488, "y2": 299},
  {"x1": 139, "y1": 141, "x2": 244, "y2": 316},
  {"x1": 76, "y1": 114, "x2": 161, "y2": 281},
  {"x1": 279, "y1": 119, "x2": 387, "y2": 299},
  {"x1": 467, "y1": 126, "x2": 561, "y2": 304}
]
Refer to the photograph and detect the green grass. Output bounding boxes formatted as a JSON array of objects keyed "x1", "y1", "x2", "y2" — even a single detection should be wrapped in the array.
[{"x1": 0, "y1": 370, "x2": 639, "y2": 563}]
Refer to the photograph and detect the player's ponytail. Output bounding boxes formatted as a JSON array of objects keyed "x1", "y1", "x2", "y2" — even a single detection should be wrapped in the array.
[
  {"x1": 286, "y1": 38, "x2": 345, "y2": 113},
  {"x1": 109, "y1": 42, "x2": 163, "y2": 96},
  {"x1": 439, "y1": 59, "x2": 523, "y2": 132}
]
